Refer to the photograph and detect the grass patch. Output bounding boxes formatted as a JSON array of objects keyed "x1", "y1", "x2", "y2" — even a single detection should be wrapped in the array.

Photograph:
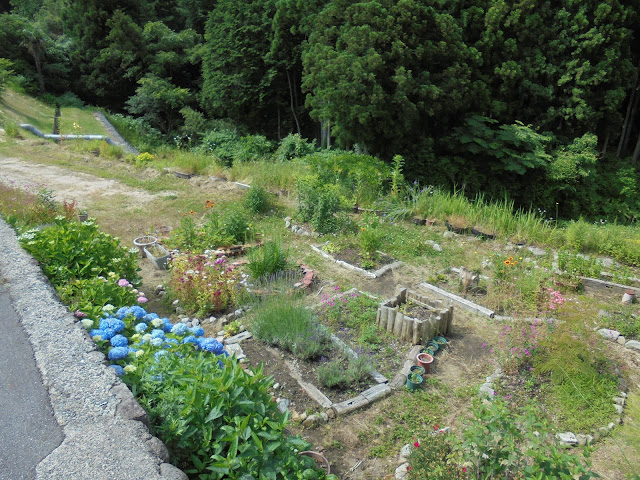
[
  {"x1": 247, "y1": 237, "x2": 291, "y2": 279},
  {"x1": 317, "y1": 355, "x2": 371, "y2": 389},
  {"x1": 359, "y1": 386, "x2": 445, "y2": 459},
  {"x1": 1, "y1": 88, "x2": 104, "y2": 135},
  {"x1": 249, "y1": 293, "x2": 331, "y2": 360},
  {"x1": 607, "y1": 392, "x2": 640, "y2": 478},
  {"x1": 601, "y1": 308, "x2": 640, "y2": 341}
]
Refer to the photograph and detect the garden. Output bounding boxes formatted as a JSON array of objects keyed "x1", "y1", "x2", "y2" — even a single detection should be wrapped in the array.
[{"x1": 1, "y1": 123, "x2": 640, "y2": 479}]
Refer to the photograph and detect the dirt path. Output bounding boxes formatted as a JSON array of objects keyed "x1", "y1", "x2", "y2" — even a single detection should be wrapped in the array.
[{"x1": 0, "y1": 156, "x2": 163, "y2": 210}]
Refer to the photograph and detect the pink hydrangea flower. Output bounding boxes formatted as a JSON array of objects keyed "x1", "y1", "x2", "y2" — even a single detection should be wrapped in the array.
[
  {"x1": 74, "y1": 310, "x2": 87, "y2": 318},
  {"x1": 118, "y1": 279, "x2": 130, "y2": 287},
  {"x1": 137, "y1": 296, "x2": 148, "y2": 304}
]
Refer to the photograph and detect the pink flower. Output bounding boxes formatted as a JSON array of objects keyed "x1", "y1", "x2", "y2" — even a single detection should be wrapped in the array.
[
  {"x1": 137, "y1": 296, "x2": 148, "y2": 304},
  {"x1": 74, "y1": 310, "x2": 87, "y2": 318},
  {"x1": 414, "y1": 441, "x2": 420, "y2": 448},
  {"x1": 481, "y1": 342, "x2": 487, "y2": 348},
  {"x1": 462, "y1": 467, "x2": 467, "y2": 473},
  {"x1": 118, "y1": 279, "x2": 130, "y2": 287}
]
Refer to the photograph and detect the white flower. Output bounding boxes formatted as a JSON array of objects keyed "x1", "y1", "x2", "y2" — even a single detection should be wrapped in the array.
[
  {"x1": 124, "y1": 365, "x2": 137, "y2": 373},
  {"x1": 102, "y1": 304, "x2": 115, "y2": 312},
  {"x1": 92, "y1": 335, "x2": 103, "y2": 342},
  {"x1": 81, "y1": 319, "x2": 94, "y2": 330},
  {"x1": 151, "y1": 318, "x2": 163, "y2": 328},
  {"x1": 135, "y1": 350, "x2": 144, "y2": 358}
]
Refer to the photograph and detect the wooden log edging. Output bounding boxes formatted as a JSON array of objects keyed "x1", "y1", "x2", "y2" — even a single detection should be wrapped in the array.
[
  {"x1": 376, "y1": 287, "x2": 454, "y2": 344},
  {"x1": 418, "y1": 282, "x2": 495, "y2": 318}
]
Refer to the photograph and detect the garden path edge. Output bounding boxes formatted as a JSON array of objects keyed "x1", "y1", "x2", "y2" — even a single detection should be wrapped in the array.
[{"x1": 0, "y1": 218, "x2": 184, "y2": 480}]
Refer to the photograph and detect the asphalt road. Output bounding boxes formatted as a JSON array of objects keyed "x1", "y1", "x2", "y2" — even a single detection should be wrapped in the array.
[{"x1": 0, "y1": 283, "x2": 63, "y2": 480}]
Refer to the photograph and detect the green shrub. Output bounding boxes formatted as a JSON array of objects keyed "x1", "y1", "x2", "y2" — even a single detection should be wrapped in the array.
[
  {"x1": 18, "y1": 217, "x2": 140, "y2": 287},
  {"x1": 358, "y1": 214, "x2": 384, "y2": 266},
  {"x1": 274, "y1": 133, "x2": 316, "y2": 162},
  {"x1": 244, "y1": 186, "x2": 271, "y2": 214},
  {"x1": 131, "y1": 352, "x2": 336, "y2": 480},
  {"x1": 233, "y1": 134, "x2": 274, "y2": 163},
  {"x1": 302, "y1": 150, "x2": 391, "y2": 207},
  {"x1": 57, "y1": 275, "x2": 140, "y2": 319},
  {"x1": 250, "y1": 294, "x2": 330, "y2": 360},
  {"x1": 105, "y1": 113, "x2": 164, "y2": 152},
  {"x1": 460, "y1": 398, "x2": 599, "y2": 479},
  {"x1": 247, "y1": 238, "x2": 291, "y2": 279},
  {"x1": 166, "y1": 206, "x2": 252, "y2": 252},
  {"x1": 296, "y1": 175, "x2": 341, "y2": 234}
]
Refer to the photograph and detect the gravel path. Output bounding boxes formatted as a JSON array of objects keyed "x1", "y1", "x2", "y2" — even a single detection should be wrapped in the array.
[
  {"x1": 93, "y1": 112, "x2": 139, "y2": 155},
  {"x1": 0, "y1": 219, "x2": 185, "y2": 480}
]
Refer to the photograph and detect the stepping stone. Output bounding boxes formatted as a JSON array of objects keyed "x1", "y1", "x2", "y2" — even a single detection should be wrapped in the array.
[
  {"x1": 598, "y1": 329, "x2": 620, "y2": 341},
  {"x1": 626, "y1": 340, "x2": 640, "y2": 352}
]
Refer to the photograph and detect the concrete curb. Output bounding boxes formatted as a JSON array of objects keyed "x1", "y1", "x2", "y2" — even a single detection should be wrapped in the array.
[{"x1": 0, "y1": 218, "x2": 184, "y2": 480}]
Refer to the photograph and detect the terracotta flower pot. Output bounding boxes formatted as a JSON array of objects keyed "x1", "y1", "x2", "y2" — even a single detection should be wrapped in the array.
[{"x1": 416, "y1": 352, "x2": 434, "y2": 373}]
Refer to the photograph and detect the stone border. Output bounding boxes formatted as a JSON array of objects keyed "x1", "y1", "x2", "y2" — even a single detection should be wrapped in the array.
[
  {"x1": 597, "y1": 328, "x2": 640, "y2": 353},
  {"x1": 0, "y1": 219, "x2": 184, "y2": 480},
  {"x1": 311, "y1": 243, "x2": 403, "y2": 279},
  {"x1": 478, "y1": 366, "x2": 627, "y2": 446}
]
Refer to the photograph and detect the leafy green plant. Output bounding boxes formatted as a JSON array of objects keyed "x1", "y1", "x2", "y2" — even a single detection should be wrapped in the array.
[
  {"x1": 167, "y1": 205, "x2": 252, "y2": 252},
  {"x1": 247, "y1": 237, "x2": 291, "y2": 279},
  {"x1": 131, "y1": 352, "x2": 336, "y2": 480},
  {"x1": 557, "y1": 251, "x2": 603, "y2": 278},
  {"x1": 18, "y1": 217, "x2": 140, "y2": 287},
  {"x1": 249, "y1": 293, "x2": 330, "y2": 360},
  {"x1": 244, "y1": 186, "x2": 272, "y2": 214},
  {"x1": 359, "y1": 214, "x2": 384, "y2": 266},
  {"x1": 408, "y1": 431, "x2": 468, "y2": 480},
  {"x1": 534, "y1": 326, "x2": 619, "y2": 432},
  {"x1": 459, "y1": 398, "x2": 599, "y2": 480},
  {"x1": 301, "y1": 150, "x2": 391, "y2": 208},
  {"x1": 57, "y1": 275, "x2": 140, "y2": 320},
  {"x1": 317, "y1": 355, "x2": 371, "y2": 389},
  {"x1": 602, "y1": 310, "x2": 640, "y2": 341},
  {"x1": 167, "y1": 254, "x2": 240, "y2": 317},
  {"x1": 295, "y1": 175, "x2": 341, "y2": 234}
]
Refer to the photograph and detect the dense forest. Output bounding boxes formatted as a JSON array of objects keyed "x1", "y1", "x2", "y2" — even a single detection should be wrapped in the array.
[{"x1": 2, "y1": 0, "x2": 640, "y2": 220}]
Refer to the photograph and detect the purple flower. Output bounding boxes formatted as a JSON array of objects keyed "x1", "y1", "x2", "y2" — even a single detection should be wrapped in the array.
[{"x1": 118, "y1": 279, "x2": 130, "y2": 287}]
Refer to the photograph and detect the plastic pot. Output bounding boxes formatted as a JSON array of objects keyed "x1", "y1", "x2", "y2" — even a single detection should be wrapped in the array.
[
  {"x1": 416, "y1": 352, "x2": 434, "y2": 373},
  {"x1": 406, "y1": 373, "x2": 424, "y2": 391}
]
